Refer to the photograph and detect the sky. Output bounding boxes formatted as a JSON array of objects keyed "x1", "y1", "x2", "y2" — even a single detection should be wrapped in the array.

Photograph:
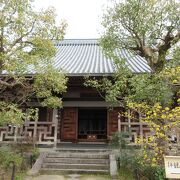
[{"x1": 34, "y1": 0, "x2": 109, "y2": 39}]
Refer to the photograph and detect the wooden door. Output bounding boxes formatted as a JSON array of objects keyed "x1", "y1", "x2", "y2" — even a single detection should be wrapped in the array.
[
  {"x1": 107, "y1": 108, "x2": 120, "y2": 139},
  {"x1": 61, "y1": 107, "x2": 78, "y2": 142}
]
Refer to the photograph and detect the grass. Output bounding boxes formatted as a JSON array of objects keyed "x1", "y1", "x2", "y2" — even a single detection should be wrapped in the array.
[
  {"x1": 118, "y1": 167, "x2": 135, "y2": 180},
  {"x1": 0, "y1": 168, "x2": 26, "y2": 180}
]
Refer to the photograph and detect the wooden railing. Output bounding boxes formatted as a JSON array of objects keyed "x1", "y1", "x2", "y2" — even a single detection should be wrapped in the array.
[
  {"x1": 119, "y1": 121, "x2": 151, "y2": 144},
  {"x1": 119, "y1": 121, "x2": 180, "y2": 146},
  {"x1": 170, "y1": 127, "x2": 180, "y2": 145},
  {"x1": 118, "y1": 113, "x2": 180, "y2": 146},
  {"x1": 0, "y1": 120, "x2": 58, "y2": 146}
]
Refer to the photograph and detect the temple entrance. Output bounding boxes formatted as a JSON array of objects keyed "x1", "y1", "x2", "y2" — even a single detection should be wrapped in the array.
[{"x1": 78, "y1": 108, "x2": 107, "y2": 141}]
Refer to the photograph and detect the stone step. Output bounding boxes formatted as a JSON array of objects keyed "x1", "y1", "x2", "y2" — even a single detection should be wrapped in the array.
[
  {"x1": 44, "y1": 157, "x2": 109, "y2": 164},
  {"x1": 38, "y1": 149, "x2": 111, "y2": 176},
  {"x1": 55, "y1": 148, "x2": 110, "y2": 153},
  {"x1": 40, "y1": 168, "x2": 109, "y2": 175},
  {"x1": 42, "y1": 163, "x2": 109, "y2": 170},
  {"x1": 47, "y1": 152, "x2": 109, "y2": 159}
]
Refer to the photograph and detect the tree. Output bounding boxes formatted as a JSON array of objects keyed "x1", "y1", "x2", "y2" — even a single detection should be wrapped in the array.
[
  {"x1": 86, "y1": 0, "x2": 180, "y2": 106},
  {"x1": 0, "y1": 0, "x2": 67, "y2": 124},
  {"x1": 85, "y1": 0, "x2": 180, "y2": 166},
  {"x1": 90, "y1": 0, "x2": 180, "y2": 106},
  {"x1": 101, "y1": 0, "x2": 180, "y2": 72},
  {"x1": 85, "y1": 59, "x2": 174, "y2": 106},
  {"x1": 127, "y1": 102, "x2": 180, "y2": 165}
]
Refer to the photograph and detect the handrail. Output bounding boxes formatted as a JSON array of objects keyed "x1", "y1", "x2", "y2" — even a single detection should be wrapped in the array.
[{"x1": 0, "y1": 120, "x2": 57, "y2": 145}]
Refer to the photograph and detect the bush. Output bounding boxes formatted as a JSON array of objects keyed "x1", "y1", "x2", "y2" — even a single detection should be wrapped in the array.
[
  {"x1": 110, "y1": 131, "x2": 130, "y2": 149},
  {"x1": 110, "y1": 132, "x2": 166, "y2": 180},
  {"x1": 133, "y1": 160, "x2": 166, "y2": 180},
  {"x1": 0, "y1": 144, "x2": 39, "y2": 179},
  {"x1": 0, "y1": 146, "x2": 23, "y2": 169}
]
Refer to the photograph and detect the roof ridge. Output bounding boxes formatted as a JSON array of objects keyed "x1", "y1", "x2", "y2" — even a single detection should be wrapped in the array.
[
  {"x1": 63, "y1": 38, "x2": 99, "y2": 40},
  {"x1": 55, "y1": 39, "x2": 99, "y2": 46}
]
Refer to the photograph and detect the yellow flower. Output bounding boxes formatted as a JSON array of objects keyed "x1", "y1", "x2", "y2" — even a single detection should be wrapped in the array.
[
  {"x1": 152, "y1": 158, "x2": 156, "y2": 163},
  {"x1": 172, "y1": 79, "x2": 177, "y2": 84},
  {"x1": 161, "y1": 114, "x2": 166, "y2": 119},
  {"x1": 156, "y1": 127, "x2": 160, "y2": 131}
]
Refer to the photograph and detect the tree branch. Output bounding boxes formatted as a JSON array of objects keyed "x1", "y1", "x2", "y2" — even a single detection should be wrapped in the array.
[
  {"x1": 9, "y1": 20, "x2": 36, "y2": 51},
  {"x1": 0, "y1": 77, "x2": 33, "y2": 89}
]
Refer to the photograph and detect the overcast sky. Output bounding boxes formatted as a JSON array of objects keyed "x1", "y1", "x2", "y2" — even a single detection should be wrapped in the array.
[{"x1": 34, "y1": 0, "x2": 109, "y2": 39}]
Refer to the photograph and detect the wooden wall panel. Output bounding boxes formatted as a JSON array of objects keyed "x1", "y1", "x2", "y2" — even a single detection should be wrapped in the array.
[
  {"x1": 107, "y1": 108, "x2": 120, "y2": 139},
  {"x1": 61, "y1": 107, "x2": 77, "y2": 141},
  {"x1": 47, "y1": 108, "x2": 53, "y2": 122},
  {"x1": 38, "y1": 107, "x2": 47, "y2": 122}
]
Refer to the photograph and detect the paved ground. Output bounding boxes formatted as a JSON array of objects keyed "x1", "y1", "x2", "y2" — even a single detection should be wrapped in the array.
[
  {"x1": 25, "y1": 175, "x2": 65, "y2": 180},
  {"x1": 25, "y1": 174, "x2": 111, "y2": 180}
]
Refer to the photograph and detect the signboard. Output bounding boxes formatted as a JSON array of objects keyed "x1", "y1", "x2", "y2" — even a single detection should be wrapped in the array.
[{"x1": 164, "y1": 156, "x2": 180, "y2": 179}]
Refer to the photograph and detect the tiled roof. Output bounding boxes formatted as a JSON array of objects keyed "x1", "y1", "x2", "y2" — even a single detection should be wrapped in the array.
[{"x1": 54, "y1": 39, "x2": 151, "y2": 76}]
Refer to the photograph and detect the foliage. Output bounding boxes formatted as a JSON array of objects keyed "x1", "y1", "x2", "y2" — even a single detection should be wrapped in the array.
[
  {"x1": 86, "y1": 0, "x2": 180, "y2": 106},
  {"x1": 85, "y1": 60, "x2": 174, "y2": 106},
  {"x1": 30, "y1": 148, "x2": 39, "y2": 165},
  {"x1": 118, "y1": 167, "x2": 134, "y2": 180},
  {"x1": 85, "y1": 59, "x2": 133, "y2": 106},
  {"x1": 130, "y1": 73, "x2": 173, "y2": 105},
  {"x1": 162, "y1": 46, "x2": 180, "y2": 90},
  {"x1": 110, "y1": 131, "x2": 131, "y2": 149},
  {"x1": 119, "y1": 154, "x2": 166, "y2": 180},
  {"x1": 135, "y1": 163, "x2": 166, "y2": 180},
  {"x1": 110, "y1": 132, "x2": 166, "y2": 180},
  {"x1": 34, "y1": 65, "x2": 67, "y2": 108},
  {"x1": 127, "y1": 101, "x2": 180, "y2": 165},
  {"x1": 163, "y1": 66, "x2": 180, "y2": 86},
  {"x1": 85, "y1": 0, "x2": 180, "y2": 107},
  {"x1": 0, "y1": 101, "x2": 38, "y2": 125},
  {"x1": 86, "y1": 0, "x2": 180, "y2": 172},
  {"x1": 0, "y1": 146, "x2": 23, "y2": 169},
  {"x1": 0, "y1": 0, "x2": 68, "y2": 124},
  {"x1": 101, "y1": 0, "x2": 180, "y2": 72},
  {"x1": 0, "y1": 143, "x2": 39, "y2": 179}
]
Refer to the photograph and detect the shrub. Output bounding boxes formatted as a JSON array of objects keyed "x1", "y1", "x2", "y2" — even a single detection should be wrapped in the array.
[
  {"x1": 0, "y1": 146, "x2": 23, "y2": 169},
  {"x1": 110, "y1": 132, "x2": 166, "y2": 180},
  {"x1": 0, "y1": 144, "x2": 39, "y2": 179}
]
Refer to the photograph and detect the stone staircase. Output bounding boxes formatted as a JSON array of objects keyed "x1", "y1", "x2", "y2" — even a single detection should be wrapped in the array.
[{"x1": 39, "y1": 149, "x2": 110, "y2": 174}]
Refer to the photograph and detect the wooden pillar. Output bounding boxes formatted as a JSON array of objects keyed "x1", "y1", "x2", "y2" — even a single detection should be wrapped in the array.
[
  {"x1": 176, "y1": 128, "x2": 180, "y2": 145},
  {"x1": 54, "y1": 110, "x2": 58, "y2": 148},
  {"x1": 58, "y1": 109, "x2": 62, "y2": 143},
  {"x1": 139, "y1": 111, "x2": 143, "y2": 148},
  {"x1": 33, "y1": 119, "x2": 37, "y2": 143},
  {"x1": 14, "y1": 126, "x2": 18, "y2": 142},
  {"x1": 118, "y1": 114, "x2": 121, "y2": 132},
  {"x1": 128, "y1": 109, "x2": 131, "y2": 130}
]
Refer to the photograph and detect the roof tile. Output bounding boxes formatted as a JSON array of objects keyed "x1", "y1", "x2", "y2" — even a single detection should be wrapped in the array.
[{"x1": 54, "y1": 39, "x2": 151, "y2": 76}]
